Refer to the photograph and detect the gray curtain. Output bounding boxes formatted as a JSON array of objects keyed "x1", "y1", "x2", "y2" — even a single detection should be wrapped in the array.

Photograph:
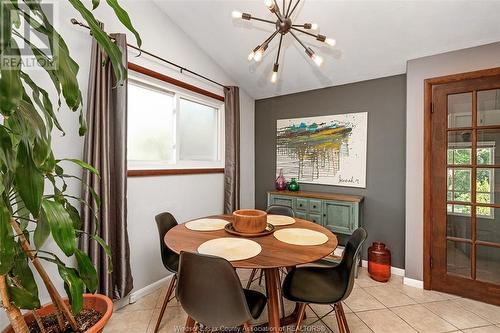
[
  {"x1": 223, "y1": 86, "x2": 241, "y2": 214},
  {"x1": 79, "y1": 33, "x2": 133, "y2": 300}
]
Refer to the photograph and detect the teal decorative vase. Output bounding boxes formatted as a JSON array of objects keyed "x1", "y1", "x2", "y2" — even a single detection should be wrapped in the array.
[{"x1": 287, "y1": 178, "x2": 300, "y2": 192}]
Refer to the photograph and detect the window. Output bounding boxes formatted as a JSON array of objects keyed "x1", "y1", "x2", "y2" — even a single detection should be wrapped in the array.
[
  {"x1": 127, "y1": 74, "x2": 224, "y2": 171},
  {"x1": 447, "y1": 142, "x2": 495, "y2": 218}
]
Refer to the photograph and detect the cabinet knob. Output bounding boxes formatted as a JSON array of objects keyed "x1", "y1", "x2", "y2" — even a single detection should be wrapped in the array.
[
  {"x1": 323, "y1": 214, "x2": 326, "y2": 217},
  {"x1": 299, "y1": 204, "x2": 302, "y2": 207},
  {"x1": 313, "y1": 205, "x2": 317, "y2": 208}
]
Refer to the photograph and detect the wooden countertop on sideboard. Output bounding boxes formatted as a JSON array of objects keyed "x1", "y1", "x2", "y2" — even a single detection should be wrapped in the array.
[{"x1": 267, "y1": 190, "x2": 364, "y2": 203}]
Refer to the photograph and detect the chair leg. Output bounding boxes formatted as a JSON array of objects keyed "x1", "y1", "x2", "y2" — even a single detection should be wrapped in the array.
[
  {"x1": 243, "y1": 322, "x2": 251, "y2": 333},
  {"x1": 337, "y1": 302, "x2": 350, "y2": 333},
  {"x1": 334, "y1": 303, "x2": 350, "y2": 333},
  {"x1": 154, "y1": 274, "x2": 177, "y2": 333},
  {"x1": 258, "y1": 269, "x2": 264, "y2": 286},
  {"x1": 246, "y1": 269, "x2": 257, "y2": 289},
  {"x1": 184, "y1": 316, "x2": 196, "y2": 333},
  {"x1": 294, "y1": 303, "x2": 307, "y2": 332}
]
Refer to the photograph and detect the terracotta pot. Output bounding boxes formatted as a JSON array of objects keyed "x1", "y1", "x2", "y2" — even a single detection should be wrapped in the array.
[
  {"x1": 232, "y1": 209, "x2": 267, "y2": 233},
  {"x1": 368, "y1": 242, "x2": 391, "y2": 282},
  {"x1": 2, "y1": 294, "x2": 113, "y2": 333}
]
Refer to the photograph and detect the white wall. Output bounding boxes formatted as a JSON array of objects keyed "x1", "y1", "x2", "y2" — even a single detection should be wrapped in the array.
[
  {"x1": 405, "y1": 42, "x2": 500, "y2": 281},
  {"x1": 1, "y1": 0, "x2": 255, "y2": 328}
]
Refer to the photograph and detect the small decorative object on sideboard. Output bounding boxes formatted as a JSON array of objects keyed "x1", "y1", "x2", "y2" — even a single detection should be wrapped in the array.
[
  {"x1": 275, "y1": 168, "x2": 288, "y2": 191},
  {"x1": 287, "y1": 178, "x2": 300, "y2": 192},
  {"x1": 368, "y1": 242, "x2": 391, "y2": 282}
]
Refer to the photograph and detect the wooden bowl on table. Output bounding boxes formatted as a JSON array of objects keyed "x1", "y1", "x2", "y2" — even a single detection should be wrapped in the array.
[{"x1": 232, "y1": 209, "x2": 268, "y2": 233}]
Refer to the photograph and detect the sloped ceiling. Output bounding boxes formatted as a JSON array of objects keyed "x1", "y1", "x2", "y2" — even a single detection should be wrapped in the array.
[{"x1": 153, "y1": 0, "x2": 500, "y2": 99}]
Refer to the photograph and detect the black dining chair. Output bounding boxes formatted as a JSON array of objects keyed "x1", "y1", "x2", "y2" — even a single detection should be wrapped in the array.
[
  {"x1": 282, "y1": 228, "x2": 367, "y2": 333},
  {"x1": 153, "y1": 212, "x2": 180, "y2": 333},
  {"x1": 176, "y1": 251, "x2": 267, "y2": 332},
  {"x1": 246, "y1": 204, "x2": 295, "y2": 289}
]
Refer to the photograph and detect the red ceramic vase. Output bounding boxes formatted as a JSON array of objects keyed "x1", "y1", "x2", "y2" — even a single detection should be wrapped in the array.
[{"x1": 368, "y1": 242, "x2": 391, "y2": 282}]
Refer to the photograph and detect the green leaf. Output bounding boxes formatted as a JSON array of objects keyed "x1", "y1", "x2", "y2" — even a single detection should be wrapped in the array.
[
  {"x1": 79, "y1": 109, "x2": 87, "y2": 136},
  {"x1": 20, "y1": 71, "x2": 64, "y2": 134},
  {"x1": 15, "y1": 141, "x2": 44, "y2": 217},
  {"x1": 34, "y1": 209, "x2": 50, "y2": 249},
  {"x1": 15, "y1": 5, "x2": 82, "y2": 111},
  {"x1": 92, "y1": 0, "x2": 100, "y2": 9},
  {"x1": 59, "y1": 159, "x2": 100, "y2": 176},
  {"x1": 0, "y1": 203, "x2": 15, "y2": 274},
  {"x1": 105, "y1": 0, "x2": 142, "y2": 48},
  {"x1": 91, "y1": 234, "x2": 113, "y2": 272},
  {"x1": 0, "y1": 39, "x2": 23, "y2": 116},
  {"x1": 42, "y1": 199, "x2": 76, "y2": 256},
  {"x1": 6, "y1": 275, "x2": 41, "y2": 310},
  {"x1": 7, "y1": 249, "x2": 40, "y2": 309},
  {"x1": 67, "y1": 0, "x2": 127, "y2": 83},
  {"x1": 75, "y1": 249, "x2": 98, "y2": 293},
  {"x1": 58, "y1": 265, "x2": 84, "y2": 314},
  {"x1": 65, "y1": 201, "x2": 81, "y2": 230},
  {"x1": 0, "y1": 125, "x2": 14, "y2": 171},
  {"x1": 33, "y1": 137, "x2": 51, "y2": 167},
  {"x1": 0, "y1": 1, "x2": 12, "y2": 54},
  {"x1": 15, "y1": 197, "x2": 30, "y2": 231}
]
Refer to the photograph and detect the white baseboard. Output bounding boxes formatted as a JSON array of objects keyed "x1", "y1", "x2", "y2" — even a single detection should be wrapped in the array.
[
  {"x1": 128, "y1": 274, "x2": 173, "y2": 304},
  {"x1": 403, "y1": 277, "x2": 424, "y2": 289},
  {"x1": 361, "y1": 260, "x2": 405, "y2": 277}
]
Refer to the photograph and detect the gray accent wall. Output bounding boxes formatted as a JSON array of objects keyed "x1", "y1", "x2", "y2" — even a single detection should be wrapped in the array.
[{"x1": 255, "y1": 74, "x2": 407, "y2": 268}]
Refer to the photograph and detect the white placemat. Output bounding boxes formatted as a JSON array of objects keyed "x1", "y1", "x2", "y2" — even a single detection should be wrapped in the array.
[
  {"x1": 273, "y1": 228, "x2": 329, "y2": 246},
  {"x1": 197, "y1": 238, "x2": 262, "y2": 261},
  {"x1": 267, "y1": 215, "x2": 296, "y2": 226},
  {"x1": 185, "y1": 218, "x2": 229, "y2": 231}
]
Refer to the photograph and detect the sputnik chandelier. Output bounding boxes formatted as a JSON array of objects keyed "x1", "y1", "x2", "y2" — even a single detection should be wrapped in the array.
[{"x1": 232, "y1": 0, "x2": 336, "y2": 83}]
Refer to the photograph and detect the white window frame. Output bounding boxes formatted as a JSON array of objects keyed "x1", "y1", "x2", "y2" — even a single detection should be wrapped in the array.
[{"x1": 127, "y1": 72, "x2": 225, "y2": 171}]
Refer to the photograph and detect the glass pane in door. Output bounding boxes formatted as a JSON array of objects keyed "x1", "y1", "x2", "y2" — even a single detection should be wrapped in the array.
[
  {"x1": 447, "y1": 240, "x2": 471, "y2": 278},
  {"x1": 476, "y1": 245, "x2": 500, "y2": 284},
  {"x1": 478, "y1": 89, "x2": 500, "y2": 126},
  {"x1": 448, "y1": 93, "x2": 472, "y2": 128},
  {"x1": 477, "y1": 207, "x2": 500, "y2": 243}
]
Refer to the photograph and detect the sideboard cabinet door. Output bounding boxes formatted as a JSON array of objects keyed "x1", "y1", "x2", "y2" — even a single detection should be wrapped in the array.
[
  {"x1": 322, "y1": 201, "x2": 356, "y2": 234},
  {"x1": 269, "y1": 195, "x2": 295, "y2": 210}
]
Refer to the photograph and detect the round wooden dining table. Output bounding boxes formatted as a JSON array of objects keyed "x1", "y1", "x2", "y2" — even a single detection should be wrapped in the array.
[{"x1": 165, "y1": 214, "x2": 338, "y2": 331}]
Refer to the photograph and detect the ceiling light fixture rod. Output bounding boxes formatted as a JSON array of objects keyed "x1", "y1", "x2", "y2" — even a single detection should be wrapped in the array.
[
  {"x1": 288, "y1": 0, "x2": 301, "y2": 17},
  {"x1": 250, "y1": 16, "x2": 277, "y2": 24},
  {"x1": 285, "y1": 0, "x2": 294, "y2": 17},
  {"x1": 291, "y1": 26, "x2": 317, "y2": 38},
  {"x1": 289, "y1": 30, "x2": 307, "y2": 50},
  {"x1": 275, "y1": 34, "x2": 284, "y2": 64}
]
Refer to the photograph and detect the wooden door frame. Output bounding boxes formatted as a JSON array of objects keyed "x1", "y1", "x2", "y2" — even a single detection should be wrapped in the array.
[{"x1": 423, "y1": 66, "x2": 500, "y2": 290}]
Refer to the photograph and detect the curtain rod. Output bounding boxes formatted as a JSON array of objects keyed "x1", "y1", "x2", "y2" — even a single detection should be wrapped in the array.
[{"x1": 70, "y1": 18, "x2": 228, "y2": 89}]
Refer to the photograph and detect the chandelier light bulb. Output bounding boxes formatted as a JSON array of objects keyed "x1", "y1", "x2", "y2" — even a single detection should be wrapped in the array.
[
  {"x1": 232, "y1": 10, "x2": 243, "y2": 19},
  {"x1": 254, "y1": 49, "x2": 264, "y2": 62},
  {"x1": 325, "y1": 38, "x2": 336, "y2": 46},
  {"x1": 312, "y1": 54, "x2": 323, "y2": 67},
  {"x1": 248, "y1": 51, "x2": 255, "y2": 61},
  {"x1": 264, "y1": 0, "x2": 276, "y2": 11},
  {"x1": 271, "y1": 71, "x2": 278, "y2": 83},
  {"x1": 271, "y1": 63, "x2": 279, "y2": 83},
  {"x1": 311, "y1": 23, "x2": 319, "y2": 30}
]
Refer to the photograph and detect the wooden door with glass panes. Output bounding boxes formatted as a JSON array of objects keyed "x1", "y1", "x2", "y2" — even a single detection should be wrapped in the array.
[{"x1": 430, "y1": 73, "x2": 500, "y2": 305}]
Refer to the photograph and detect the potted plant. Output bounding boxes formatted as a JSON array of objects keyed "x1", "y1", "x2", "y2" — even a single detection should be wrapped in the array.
[{"x1": 0, "y1": 0, "x2": 140, "y2": 332}]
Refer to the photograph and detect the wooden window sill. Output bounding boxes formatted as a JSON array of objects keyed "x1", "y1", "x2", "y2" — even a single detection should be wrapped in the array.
[{"x1": 127, "y1": 168, "x2": 224, "y2": 177}]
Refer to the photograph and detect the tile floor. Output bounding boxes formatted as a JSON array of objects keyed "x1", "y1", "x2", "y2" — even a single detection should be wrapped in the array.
[{"x1": 104, "y1": 268, "x2": 500, "y2": 333}]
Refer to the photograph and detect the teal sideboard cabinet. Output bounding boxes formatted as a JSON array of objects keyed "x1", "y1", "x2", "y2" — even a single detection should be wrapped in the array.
[{"x1": 267, "y1": 190, "x2": 364, "y2": 244}]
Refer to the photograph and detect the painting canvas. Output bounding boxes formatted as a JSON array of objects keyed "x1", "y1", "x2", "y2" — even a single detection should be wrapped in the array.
[{"x1": 276, "y1": 112, "x2": 368, "y2": 188}]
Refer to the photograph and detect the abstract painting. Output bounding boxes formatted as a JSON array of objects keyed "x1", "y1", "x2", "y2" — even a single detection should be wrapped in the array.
[{"x1": 276, "y1": 112, "x2": 368, "y2": 188}]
